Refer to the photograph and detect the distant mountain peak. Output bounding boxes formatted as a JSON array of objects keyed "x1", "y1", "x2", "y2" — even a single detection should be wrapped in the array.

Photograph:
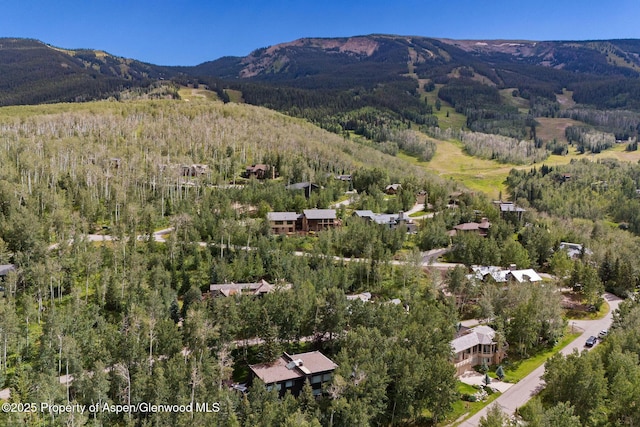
[
  {"x1": 238, "y1": 36, "x2": 381, "y2": 78},
  {"x1": 259, "y1": 36, "x2": 380, "y2": 56}
]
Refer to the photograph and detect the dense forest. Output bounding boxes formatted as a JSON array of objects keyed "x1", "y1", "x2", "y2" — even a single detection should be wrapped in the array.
[
  {"x1": 1, "y1": 97, "x2": 640, "y2": 426},
  {"x1": 0, "y1": 98, "x2": 466, "y2": 426},
  {"x1": 5, "y1": 34, "x2": 640, "y2": 426}
]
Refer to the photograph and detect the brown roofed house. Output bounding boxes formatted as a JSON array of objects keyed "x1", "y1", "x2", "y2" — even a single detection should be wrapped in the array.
[
  {"x1": 452, "y1": 218, "x2": 491, "y2": 237},
  {"x1": 385, "y1": 183, "x2": 402, "y2": 195},
  {"x1": 248, "y1": 351, "x2": 338, "y2": 397},
  {"x1": 244, "y1": 164, "x2": 275, "y2": 179}
]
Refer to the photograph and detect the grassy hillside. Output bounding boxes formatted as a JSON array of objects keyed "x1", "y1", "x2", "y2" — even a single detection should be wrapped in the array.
[
  {"x1": 0, "y1": 96, "x2": 433, "y2": 187},
  {"x1": 404, "y1": 133, "x2": 640, "y2": 200}
]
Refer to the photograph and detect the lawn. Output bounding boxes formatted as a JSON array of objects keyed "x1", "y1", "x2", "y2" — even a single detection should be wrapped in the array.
[
  {"x1": 436, "y1": 385, "x2": 501, "y2": 426},
  {"x1": 535, "y1": 117, "x2": 582, "y2": 145},
  {"x1": 409, "y1": 210, "x2": 429, "y2": 218},
  {"x1": 399, "y1": 129, "x2": 640, "y2": 200},
  {"x1": 434, "y1": 330, "x2": 581, "y2": 426},
  {"x1": 564, "y1": 300, "x2": 610, "y2": 320},
  {"x1": 497, "y1": 331, "x2": 581, "y2": 383},
  {"x1": 178, "y1": 86, "x2": 219, "y2": 102},
  {"x1": 398, "y1": 140, "x2": 519, "y2": 199},
  {"x1": 499, "y1": 89, "x2": 529, "y2": 110}
]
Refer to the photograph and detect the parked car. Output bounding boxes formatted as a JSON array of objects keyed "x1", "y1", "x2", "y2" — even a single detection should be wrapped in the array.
[
  {"x1": 585, "y1": 336, "x2": 597, "y2": 347},
  {"x1": 599, "y1": 329, "x2": 608, "y2": 338}
]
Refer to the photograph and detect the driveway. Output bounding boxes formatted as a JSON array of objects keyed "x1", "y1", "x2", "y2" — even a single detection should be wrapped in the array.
[
  {"x1": 458, "y1": 292, "x2": 623, "y2": 426},
  {"x1": 459, "y1": 371, "x2": 513, "y2": 393}
]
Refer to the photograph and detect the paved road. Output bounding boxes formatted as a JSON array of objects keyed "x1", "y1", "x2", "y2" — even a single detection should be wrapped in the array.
[
  {"x1": 405, "y1": 203, "x2": 436, "y2": 220},
  {"x1": 459, "y1": 292, "x2": 623, "y2": 427},
  {"x1": 48, "y1": 227, "x2": 175, "y2": 250},
  {"x1": 330, "y1": 191, "x2": 358, "y2": 209},
  {"x1": 0, "y1": 374, "x2": 73, "y2": 401}
]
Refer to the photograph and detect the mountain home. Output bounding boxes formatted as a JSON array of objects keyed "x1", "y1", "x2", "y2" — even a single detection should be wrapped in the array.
[
  {"x1": 267, "y1": 209, "x2": 339, "y2": 234},
  {"x1": 385, "y1": 183, "x2": 402, "y2": 195},
  {"x1": 353, "y1": 210, "x2": 417, "y2": 233},
  {"x1": 468, "y1": 266, "x2": 542, "y2": 284},
  {"x1": 498, "y1": 202, "x2": 526, "y2": 221},
  {"x1": 244, "y1": 164, "x2": 276, "y2": 179},
  {"x1": 285, "y1": 182, "x2": 319, "y2": 198},
  {"x1": 450, "y1": 218, "x2": 491, "y2": 237},
  {"x1": 451, "y1": 325, "x2": 506, "y2": 376},
  {"x1": 0, "y1": 264, "x2": 16, "y2": 279},
  {"x1": 559, "y1": 242, "x2": 592, "y2": 259},
  {"x1": 267, "y1": 212, "x2": 302, "y2": 235},
  {"x1": 248, "y1": 351, "x2": 338, "y2": 397},
  {"x1": 303, "y1": 209, "x2": 338, "y2": 232},
  {"x1": 209, "y1": 279, "x2": 291, "y2": 298},
  {"x1": 181, "y1": 164, "x2": 209, "y2": 177}
]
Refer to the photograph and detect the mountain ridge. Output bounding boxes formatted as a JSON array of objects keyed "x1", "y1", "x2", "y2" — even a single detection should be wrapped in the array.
[{"x1": 4, "y1": 34, "x2": 640, "y2": 116}]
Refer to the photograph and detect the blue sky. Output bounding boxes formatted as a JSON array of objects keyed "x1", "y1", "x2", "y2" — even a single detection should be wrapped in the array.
[{"x1": 3, "y1": 1, "x2": 640, "y2": 65}]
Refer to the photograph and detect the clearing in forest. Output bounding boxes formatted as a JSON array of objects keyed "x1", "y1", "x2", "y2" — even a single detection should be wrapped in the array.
[{"x1": 406, "y1": 132, "x2": 640, "y2": 200}]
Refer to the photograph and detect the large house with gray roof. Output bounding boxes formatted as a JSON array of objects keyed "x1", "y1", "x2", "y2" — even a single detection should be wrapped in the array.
[
  {"x1": 451, "y1": 325, "x2": 506, "y2": 375},
  {"x1": 267, "y1": 209, "x2": 339, "y2": 235},
  {"x1": 267, "y1": 212, "x2": 302, "y2": 235},
  {"x1": 303, "y1": 209, "x2": 338, "y2": 232},
  {"x1": 468, "y1": 266, "x2": 542, "y2": 284}
]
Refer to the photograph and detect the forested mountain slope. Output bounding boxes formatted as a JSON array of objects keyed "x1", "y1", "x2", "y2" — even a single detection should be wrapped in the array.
[
  {"x1": 0, "y1": 38, "x2": 172, "y2": 106},
  {"x1": 6, "y1": 35, "x2": 640, "y2": 160}
]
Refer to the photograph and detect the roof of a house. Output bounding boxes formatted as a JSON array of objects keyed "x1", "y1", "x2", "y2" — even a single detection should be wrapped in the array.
[
  {"x1": 478, "y1": 219, "x2": 491, "y2": 229},
  {"x1": 267, "y1": 212, "x2": 302, "y2": 222},
  {"x1": 508, "y1": 269, "x2": 543, "y2": 283},
  {"x1": 451, "y1": 325, "x2": 497, "y2": 354},
  {"x1": 353, "y1": 210, "x2": 410, "y2": 226},
  {"x1": 559, "y1": 242, "x2": 592, "y2": 258},
  {"x1": 246, "y1": 164, "x2": 269, "y2": 171},
  {"x1": 500, "y1": 203, "x2": 526, "y2": 213},
  {"x1": 210, "y1": 280, "x2": 291, "y2": 297},
  {"x1": 346, "y1": 292, "x2": 372, "y2": 302},
  {"x1": 250, "y1": 351, "x2": 338, "y2": 384},
  {"x1": 454, "y1": 222, "x2": 480, "y2": 231},
  {"x1": 303, "y1": 209, "x2": 336, "y2": 220},
  {"x1": 469, "y1": 266, "x2": 542, "y2": 283},
  {"x1": 353, "y1": 210, "x2": 376, "y2": 219},
  {"x1": 286, "y1": 182, "x2": 318, "y2": 190},
  {"x1": 0, "y1": 264, "x2": 16, "y2": 276},
  {"x1": 470, "y1": 266, "x2": 509, "y2": 282}
]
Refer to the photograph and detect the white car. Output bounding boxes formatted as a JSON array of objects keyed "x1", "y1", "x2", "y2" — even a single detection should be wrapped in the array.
[{"x1": 599, "y1": 329, "x2": 608, "y2": 338}]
